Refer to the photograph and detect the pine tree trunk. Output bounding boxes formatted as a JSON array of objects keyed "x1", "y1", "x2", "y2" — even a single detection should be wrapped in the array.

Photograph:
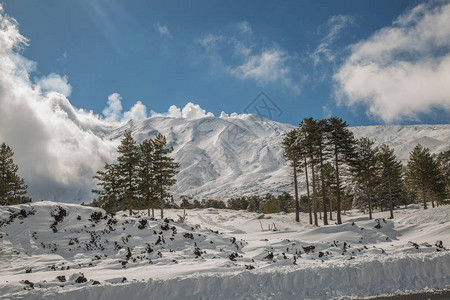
[
  {"x1": 329, "y1": 191, "x2": 332, "y2": 221},
  {"x1": 368, "y1": 186, "x2": 372, "y2": 220},
  {"x1": 128, "y1": 195, "x2": 132, "y2": 216},
  {"x1": 293, "y1": 160, "x2": 300, "y2": 223},
  {"x1": 311, "y1": 163, "x2": 318, "y2": 226},
  {"x1": 160, "y1": 181, "x2": 164, "y2": 219},
  {"x1": 334, "y1": 149, "x2": 342, "y2": 224},
  {"x1": 304, "y1": 157, "x2": 312, "y2": 225},
  {"x1": 422, "y1": 183, "x2": 427, "y2": 210},
  {"x1": 319, "y1": 145, "x2": 328, "y2": 225},
  {"x1": 388, "y1": 180, "x2": 394, "y2": 219}
]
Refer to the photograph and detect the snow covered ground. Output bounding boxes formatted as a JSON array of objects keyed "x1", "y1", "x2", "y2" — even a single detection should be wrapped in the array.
[{"x1": 0, "y1": 202, "x2": 449, "y2": 299}]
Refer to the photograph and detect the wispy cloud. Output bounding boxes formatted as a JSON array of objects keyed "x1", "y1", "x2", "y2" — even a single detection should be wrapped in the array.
[
  {"x1": 198, "y1": 22, "x2": 301, "y2": 93},
  {"x1": 229, "y1": 48, "x2": 300, "y2": 93},
  {"x1": 156, "y1": 22, "x2": 173, "y2": 39},
  {"x1": 235, "y1": 21, "x2": 252, "y2": 35},
  {"x1": 311, "y1": 15, "x2": 355, "y2": 66},
  {"x1": 334, "y1": 2, "x2": 450, "y2": 123}
]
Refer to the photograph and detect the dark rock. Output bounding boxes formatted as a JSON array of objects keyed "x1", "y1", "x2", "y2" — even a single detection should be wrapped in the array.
[{"x1": 75, "y1": 274, "x2": 87, "y2": 284}]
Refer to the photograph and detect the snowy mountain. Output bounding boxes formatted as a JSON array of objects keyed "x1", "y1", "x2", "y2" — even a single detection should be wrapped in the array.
[
  {"x1": 25, "y1": 114, "x2": 450, "y2": 203},
  {"x1": 350, "y1": 124, "x2": 450, "y2": 163},
  {"x1": 107, "y1": 117, "x2": 450, "y2": 201},
  {"x1": 108, "y1": 115, "x2": 295, "y2": 200}
]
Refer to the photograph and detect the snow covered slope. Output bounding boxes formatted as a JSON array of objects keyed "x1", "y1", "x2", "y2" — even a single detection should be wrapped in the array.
[
  {"x1": 350, "y1": 124, "x2": 450, "y2": 163},
  {"x1": 0, "y1": 202, "x2": 449, "y2": 299},
  {"x1": 107, "y1": 115, "x2": 295, "y2": 200}
]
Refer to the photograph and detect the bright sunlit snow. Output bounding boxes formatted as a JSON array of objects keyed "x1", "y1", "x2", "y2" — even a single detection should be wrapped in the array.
[{"x1": 0, "y1": 202, "x2": 448, "y2": 299}]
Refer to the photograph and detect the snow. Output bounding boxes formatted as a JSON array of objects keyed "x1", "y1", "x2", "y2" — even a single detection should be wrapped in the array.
[{"x1": 1, "y1": 202, "x2": 449, "y2": 299}]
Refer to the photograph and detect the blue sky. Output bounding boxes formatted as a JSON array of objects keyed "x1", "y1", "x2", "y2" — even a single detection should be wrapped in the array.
[{"x1": 3, "y1": 0, "x2": 449, "y2": 126}]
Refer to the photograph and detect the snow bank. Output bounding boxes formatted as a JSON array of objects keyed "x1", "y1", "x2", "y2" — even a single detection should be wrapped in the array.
[{"x1": 4, "y1": 254, "x2": 448, "y2": 300}]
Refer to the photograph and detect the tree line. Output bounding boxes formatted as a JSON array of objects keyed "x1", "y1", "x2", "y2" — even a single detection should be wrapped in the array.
[
  {"x1": 92, "y1": 131, "x2": 179, "y2": 218},
  {"x1": 177, "y1": 192, "x2": 294, "y2": 214},
  {"x1": 283, "y1": 117, "x2": 449, "y2": 225}
]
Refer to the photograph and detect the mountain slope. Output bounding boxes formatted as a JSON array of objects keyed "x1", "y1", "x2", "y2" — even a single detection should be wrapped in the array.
[
  {"x1": 108, "y1": 115, "x2": 295, "y2": 199},
  {"x1": 24, "y1": 114, "x2": 450, "y2": 203}
]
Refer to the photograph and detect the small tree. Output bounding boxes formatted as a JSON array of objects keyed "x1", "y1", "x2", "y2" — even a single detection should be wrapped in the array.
[
  {"x1": 405, "y1": 145, "x2": 443, "y2": 209},
  {"x1": 350, "y1": 138, "x2": 378, "y2": 219},
  {"x1": 117, "y1": 131, "x2": 139, "y2": 215},
  {"x1": 277, "y1": 192, "x2": 294, "y2": 213},
  {"x1": 436, "y1": 150, "x2": 450, "y2": 203},
  {"x1": 152, "y1": 133, "x2": 179, "y2": 219},
  {"x1": 376, "y1": 144, "x2": 403, "y2": 219},
  {"x1": 137, "y1": 139, "x2": 157, "y2": 216},
  {"x1": 0, "y1": 142, "x2": 30, "y2": 205},
  {"x1": 92, "y1": 162, "x2": 121, "y2": 213}
]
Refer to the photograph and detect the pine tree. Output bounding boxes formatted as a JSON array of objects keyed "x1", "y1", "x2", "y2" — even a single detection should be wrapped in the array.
[
  {"x1": 152, "y1": 133, "x2": 179, "y2": 219},
  {"x1": 282, "y1": 129, "x2": 301, "y2": 222},
  {"x1": 277, "y1": 192, "x2": 294, "y2": 213},
  {"x1": 322, "y1": 162, "x2": 337, "y2": 221},
  {"x1": 327, "y1": 116, "x2": 355, "y2": 224},
  {"x1": 316, "y1": 119, "x2": 330, "y2": 225},
  {"x1": 436, "y1": 150, "x2": 450, "y2": 202},
  {"x1": 0, "y1": 142, "x2": 30, "y2": 205},
  {"x1": 300, "y1": 118, "x2": 319, "y2": 226},
  {"x1": 117, "y1": 131, "x2": 139, "y2": 215},
  {"x1": 137, "y1": 139, "x2": 157, "y2": 216},
  {"x1": 297, "y1": 125, "x2": 313, "y2": 225},
  {"x1": 92, "y1": 162, "x2": 121, "y2": 213},
  {"x1": 376, "y1": 144, "x2": 403, "y2": 219},
  {"x1": 300, "y1": 118, "x2": 329, "y2": 225},
  {"x1": 350, "y1": 138, "x2": 378, "y2": 219},
  {"x1": 406, "y1": 145, "x2": 431, "y2": 209}
]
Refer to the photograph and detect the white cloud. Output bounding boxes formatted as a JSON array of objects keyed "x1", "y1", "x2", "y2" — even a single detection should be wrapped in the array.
[
  {"x1": 198, "y1": 25, "x2": 300, "y2": 93},
  {"x1": 150, "y1": 102, "x2": 214, "y2": 119},
  {"x1": 102, "y1": 93, "x2": 123, "y2": 122},
  {"x1": 102, "y1": 93, "x2": 149, "y2": 122},
  {"x1": 123, "y1": 101, "x2": 147, "y2": 121},
  {"x1": 229, "y1": 48, "x2": 300, "y2": 93},
  {"x1": 0, "y1": 7, "x2": 118, "y2": 201},
  {"x1": 36, "y1": 73, "x2": 72, "y2": 97},
  {"x1": 168, "y1": 105, "x2": 182, "y2": 118},
  {"x1": 334, "y1": 2, "x2": 450, "y2": 123},
  {"x1": 156, "y1": 22, "x2": 173, "y2": 39}
]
